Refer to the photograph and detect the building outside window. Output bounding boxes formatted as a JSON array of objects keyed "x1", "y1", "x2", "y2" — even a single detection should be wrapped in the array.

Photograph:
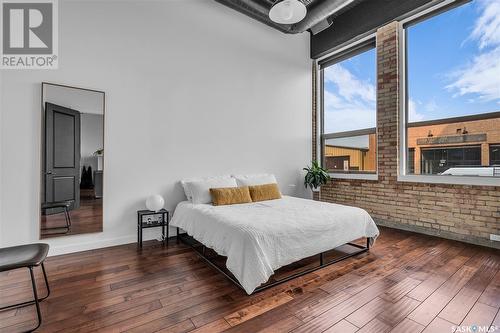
[
  {"x1": 406, "y1": 113, "x2": 500, "y2": 176},
  {"x1": 403, "y1": 0, "x2": 500, "y2": 178},
  {"x1": 319, "y1": 40, "x2": 377, "y2": 175},
  {"x1": 491, "y1": 145, "x2": 500, "y2": 166}
]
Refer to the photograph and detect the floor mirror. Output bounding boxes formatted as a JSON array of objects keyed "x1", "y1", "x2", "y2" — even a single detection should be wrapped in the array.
[{"x1": 40, "y1": 82, "x2": 105, "y2": 238}]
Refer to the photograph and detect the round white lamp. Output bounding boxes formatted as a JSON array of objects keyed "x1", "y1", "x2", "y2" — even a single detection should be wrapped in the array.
[
  {"x1": 145, "y1": 195, "x2": 164, "y2": 212},
  {"x1": 269, "y1": 0, "x2": 307, "y2": 24}
]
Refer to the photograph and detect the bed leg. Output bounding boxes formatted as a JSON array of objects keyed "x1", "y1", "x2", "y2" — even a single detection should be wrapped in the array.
[
  {"x1": 366, "y1": 237, "x2": 371, "y2": 249},
  {"x1": 320, "y1": 252, "x2": 324, "y2": 266},
  {"x1": 202, "y1": 245, "x2": 206, "y2": 256},
  {"x1": 176, "y1": 227, "x2": 180, "y2": 244}
]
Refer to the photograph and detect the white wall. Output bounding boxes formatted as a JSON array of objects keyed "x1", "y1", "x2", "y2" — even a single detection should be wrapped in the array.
[
  {"x1": 0, "y1": 70, "x2": 3, "y2": 243},
  {"x1": 0, "y1": 0, "x2": 311, "y2": 255},
  {"x1": 80, "y1": 113, "x2": 104, "y2": 174},
  {"x1": 44, "y1": 84, "x2": 104, "y2": 115}
]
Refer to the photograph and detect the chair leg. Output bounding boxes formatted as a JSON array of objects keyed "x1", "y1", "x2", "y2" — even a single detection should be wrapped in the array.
[
  {"x1": 0, "y1": 265, "x2": 50, "y2": 311},
  {"x1": 39, "y1": 263, "x2": 51, "y2": 301},
  {"x1": 64, "y1": 207, "x2": 71, "y2": 227},
  {"x1": 41, "y1": 208, "x2": 71, "y2": 235},
  {"x1": 28, "y1": 267, "x2": 42, "y2": 332}
]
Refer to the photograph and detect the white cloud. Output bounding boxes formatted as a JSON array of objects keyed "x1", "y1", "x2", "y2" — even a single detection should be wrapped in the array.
[
  {"x1": 408, "y1": 99, "x2": 425, "y2": 122},
  {"x1": 323, "y1": 64, "x2": 377, "y2": 133},
  {"x1": 446, "y1": 46, "x2": 500, "y2": 102},
  {"x1": 324, "y1": 90, "x2": 375, "y2": 133},
  {"x1": 324, "y1": 64, "x2": 376, "y2": 103},
  {"x1": 424, "y1": 99, "x2": 438, "y2": 112},
  {"x1": 447, "y1": 1, "x2": 500, "y2": 103},
  {"x1": 470, "y1": 0, "x2": 500, "y2": 49}
]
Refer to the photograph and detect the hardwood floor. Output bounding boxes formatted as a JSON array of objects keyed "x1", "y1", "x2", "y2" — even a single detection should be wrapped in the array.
[
  {"x1": 40, "y1": 189, "x2": 103, "y2": 238},
  {"x1": 1, "y1": 227, "x2": 499, "y2": 333}
]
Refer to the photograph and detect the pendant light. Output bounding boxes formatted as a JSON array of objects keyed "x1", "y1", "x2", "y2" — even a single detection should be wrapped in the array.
[{"x1": 269, "y1": 0, "x2": 307, "y2": 24}]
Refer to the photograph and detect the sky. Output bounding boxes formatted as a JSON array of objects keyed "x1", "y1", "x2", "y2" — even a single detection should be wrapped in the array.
[{"x1": 323, "y1": 0, "x2": 500, "y2": 134}]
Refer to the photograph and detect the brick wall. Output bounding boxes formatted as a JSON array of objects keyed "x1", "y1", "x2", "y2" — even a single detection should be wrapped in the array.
[{"x1": 313, "y1": 22, "x2": 500, "y2": 249}]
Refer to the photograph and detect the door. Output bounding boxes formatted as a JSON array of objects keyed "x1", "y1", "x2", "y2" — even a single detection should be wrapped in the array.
[
  {"x1": 325, "y1": 156, "x2": 350, "y2": 171},
  {"x1": 421, "y1": 146, "x2": 481, "y2": 174},
  {"x1": 44, "y1": 102, "x2": 81, "y2": 210}
]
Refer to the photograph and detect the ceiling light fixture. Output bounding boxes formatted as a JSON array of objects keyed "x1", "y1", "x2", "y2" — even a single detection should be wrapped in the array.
[{"x1": 269, "y1": 0, "x2": 307, "y2": 24}]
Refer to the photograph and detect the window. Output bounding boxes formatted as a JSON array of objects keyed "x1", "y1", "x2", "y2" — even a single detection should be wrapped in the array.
[
  {"x1": 491, "y1": 145, "x2": 500, "y2": 166},
  {"x1": 403, "y1": 0, "x2": 500, "y2": 180},
  {"x1": 319, "y1": 41, "x2": 377, "y2": 175},
  {"x1": 408, "y1": 148, "x2": 415, "y2": 174},
  {"x1": 421, "y1": 146, "x2": 481, "y2": 175}
]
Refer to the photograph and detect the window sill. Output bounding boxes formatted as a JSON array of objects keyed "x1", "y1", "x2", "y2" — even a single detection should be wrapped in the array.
[
  {"x1": 330, "y1": 173, "x2": 378, "y2": 181},
  {"x1": 397, "y1": 174, "x2": 500, "y2": 187}
]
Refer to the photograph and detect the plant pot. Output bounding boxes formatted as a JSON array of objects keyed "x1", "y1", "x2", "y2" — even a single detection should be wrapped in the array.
[{"x1": 312, "y1": 187, "x2": 320, "y2": 192}]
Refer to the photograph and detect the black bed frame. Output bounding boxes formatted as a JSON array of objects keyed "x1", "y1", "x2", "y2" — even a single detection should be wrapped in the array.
[{"x1": 176, "y1": 227, "x2": 372, "y2": 293}]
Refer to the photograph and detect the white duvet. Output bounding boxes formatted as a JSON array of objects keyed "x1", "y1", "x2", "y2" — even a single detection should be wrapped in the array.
[{"x1": 170, "y1": 196, "x2": 379, "y2": 294}]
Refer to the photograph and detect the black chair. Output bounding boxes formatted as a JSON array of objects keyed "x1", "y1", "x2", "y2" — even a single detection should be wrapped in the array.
[
  {"x1": 0, "y1": 243, "x2": 50, "y2": 332},
  {"x1": 41, "y1": 200, "x2": 73, "y2": 234}
]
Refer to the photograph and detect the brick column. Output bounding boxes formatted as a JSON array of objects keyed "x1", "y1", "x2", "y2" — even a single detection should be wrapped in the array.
[
  {"x1": 376, "y1": 22, "x2": 399, "y2": 182},
  {"x1": 481, "y1": 143, "x2": 489, "y2": 166},
  {"x1": 415, "y1": 146, "x2": 421, "y2": 174}
]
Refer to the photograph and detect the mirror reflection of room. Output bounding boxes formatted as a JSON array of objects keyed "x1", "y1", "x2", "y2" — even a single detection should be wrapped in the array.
[{"x1": 40, "y1": 83, "x2": 105, "y2": 238}]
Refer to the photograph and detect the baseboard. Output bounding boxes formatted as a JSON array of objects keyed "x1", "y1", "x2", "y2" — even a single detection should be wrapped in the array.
[
  {"x1": 375, "y1": 219, "x2": 500, "y2": 250},
  {"x1": 47, "y1": 225, "x2": 181, "y2": 256},
  {"x1": 47, "y1": 234, "x2": 157, "y2": 256},
  {"x1": 47, "y1": 220, "x2": 499, "y2": 256}
]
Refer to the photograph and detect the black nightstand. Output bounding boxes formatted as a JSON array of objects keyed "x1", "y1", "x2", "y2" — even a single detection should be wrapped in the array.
[{"x1": 137, "y1": 209, "x2": 170, "y2": 247}]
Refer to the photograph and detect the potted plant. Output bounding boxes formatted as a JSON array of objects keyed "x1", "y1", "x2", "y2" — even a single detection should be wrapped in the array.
[
  {"x1": 93, "y1": 148, "x2": 104, "y2": 171},
  {"x1": 93, "y1": 148, "x2": 104, "y2": 156},
  {"x1": 303, "y1": 160, "x2": 330, "y2": 192}
]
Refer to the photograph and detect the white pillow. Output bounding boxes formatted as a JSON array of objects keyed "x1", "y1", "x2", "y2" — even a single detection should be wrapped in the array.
[
  {"x1": 232, "y1": 174, "x2": 278, "y2": 187},
  {"x1": 180, "y1": 175, "x2": 233, "y2": 201},
  {"x1": 182, "y1": 177, "x2": 238, "y2": 204}
]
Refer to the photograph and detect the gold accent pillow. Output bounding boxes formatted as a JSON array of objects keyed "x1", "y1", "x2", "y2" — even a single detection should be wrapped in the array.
[
  {"x1": 249, "y1": 183, "x2": 281, "y2": 202},
  {"x1": 209, "y1": 186, "x2": 252, "y2": 206}
]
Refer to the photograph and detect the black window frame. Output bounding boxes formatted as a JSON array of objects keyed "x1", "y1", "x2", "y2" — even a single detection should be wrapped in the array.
[{"x1": 319, "y1": 38, "x2": 377, "y2": 175}]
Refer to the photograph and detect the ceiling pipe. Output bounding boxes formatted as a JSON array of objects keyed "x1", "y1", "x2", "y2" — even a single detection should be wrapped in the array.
[
  {"x1": 290, "y1": 0, "x2": 359, "y2": 33},
  {"x1": 214, "y1": 0, "x2": 291, "y2": 33},
  {"x1": 215, "y1": 0, "x2": 363, "y2": 34}
]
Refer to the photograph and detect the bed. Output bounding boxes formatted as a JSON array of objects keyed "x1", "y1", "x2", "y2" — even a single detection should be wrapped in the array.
[{"x1": 170, "y1": 195, "x2": 380, "y2": 294}]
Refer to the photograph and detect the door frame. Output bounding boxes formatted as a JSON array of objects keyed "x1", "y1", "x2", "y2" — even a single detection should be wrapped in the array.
[{"x1": 40, "y1": 82, "x2": 106, "y2": 239}]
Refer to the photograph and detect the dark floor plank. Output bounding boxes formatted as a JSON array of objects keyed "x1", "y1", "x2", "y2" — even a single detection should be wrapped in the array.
[
  {"x1": 478, "y1": 269, "x2": 500, "y2": 308},
  {"x1": 459, "y1": 301, "x2": 498, "y2": 329},
  {"x1": 1, "y1": 227, "x2": 499, "y2": 333},
  {"x1": 376, "y1": 295, "x2": 421, "y2": 328},
  {"x1": 357, "y1": 318, "x2": 391, "y2": 333},
  {"x1": 406, "y1": 253, "x2": 484, "y2": 326},
  {"x1": 438, "y1": 257, "x2": 498, "y2": 325},
  {"x1": 389, "y1": 318, "x2": 425, "y2": 333},
  {"x1": 345, "y1": 296, "x2": 390, "y2": 327},
  {"x1": 323, "y1": 319, "x2": 358, "y2": 333},
  {"x1": 422, "y1": 317, "x2": 455, "y2": 333}
]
